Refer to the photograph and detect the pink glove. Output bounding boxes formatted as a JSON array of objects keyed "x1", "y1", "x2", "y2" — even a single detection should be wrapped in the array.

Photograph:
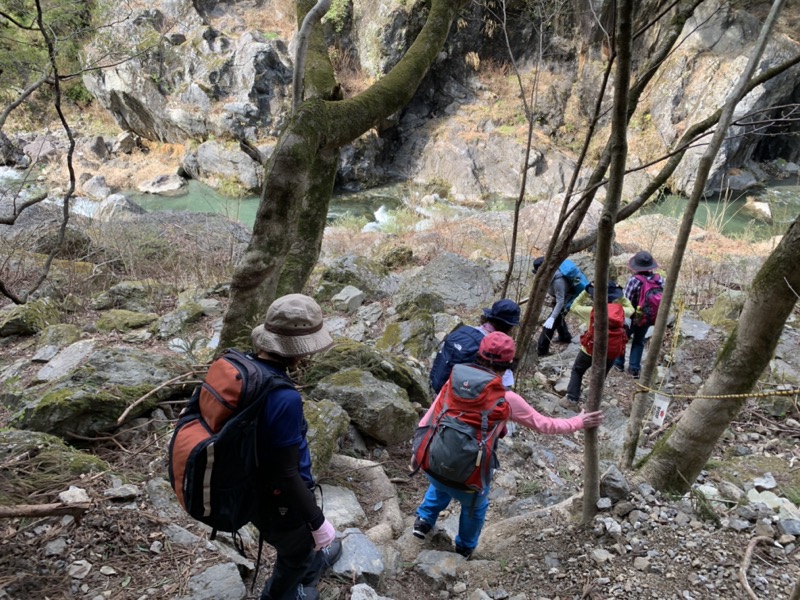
[{"x1": 311, "y1": 518, "x2": 336, "y2": 551}]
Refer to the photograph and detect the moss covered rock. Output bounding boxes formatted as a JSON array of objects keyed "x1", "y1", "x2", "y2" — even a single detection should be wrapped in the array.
[
  {"x1": 97, "y1": 309, "x2": 159, "y2": 332},
  {"x1": 38, "y1": 323, "x2": 81, "y2": 348},
  {"x1": 303, "y1": 339, "x2": 431, "y2": 407},
  {"x1": 375, "y1": 311, "x2": 437, "y2": 361},
  {"x1": 154, "y1": 302, "x2": 205, "y2": 339},
  {"x1": 91, "y1": 279, "x2": 172, "y2": 312},
  {"x1": 13, "y1": 347, "x2": 192, "y2": 438},
  {"x1": 0, "y1": 428, "x2": 109, "y2": 505},
  {"x1": 304, "y1": 398, "x2": 350, "y2": 474},
  {"x1": 0, "y1": 298, "x2": 61, "y2": 337},
  {"x1": 316, "y1": 255, "x2": 398, "y2": 302},
  {"x1": 309, "y1": 368, "x2": 417, "y2": 445},
  {"x1": 699, "y1": 289, "x2": 746, "y2": 329}
]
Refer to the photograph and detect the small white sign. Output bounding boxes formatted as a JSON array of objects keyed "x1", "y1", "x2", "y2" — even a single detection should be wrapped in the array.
[{"x1": 651, "y1": 394, "x2": 670, "y2": 427}]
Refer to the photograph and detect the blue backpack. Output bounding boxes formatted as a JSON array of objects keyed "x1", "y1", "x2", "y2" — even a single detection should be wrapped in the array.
[
  {"x1": 429, "y1": 325, "x2": 486, "y2": 394},
  {"x1": 559, "y1": 259, "x2": 589, "y2": 308}
]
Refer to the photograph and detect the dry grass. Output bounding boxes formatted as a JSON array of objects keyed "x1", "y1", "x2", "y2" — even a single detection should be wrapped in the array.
[{"x1": 329, "y1": 46, "x2": 374, "y2": 97}]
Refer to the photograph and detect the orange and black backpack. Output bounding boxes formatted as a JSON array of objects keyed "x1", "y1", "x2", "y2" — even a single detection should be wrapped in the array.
[
  {"x1": 580, "y1": 303, "x2": 628, "y2": 360},
  {"x1": 412, "y1": 363, "x2": 511, "y2": 492},
  {"x1": 168, "y1": 349, "x2": 292, "y2": 533}
]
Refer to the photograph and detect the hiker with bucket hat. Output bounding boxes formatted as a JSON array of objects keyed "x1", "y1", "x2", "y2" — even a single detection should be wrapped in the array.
[
  {"x1": 250, "y1": 294, "x2": 342, "y2": 600},
  {"x1": 613, "y1": 251, "x2": 665, "y2": 379}
]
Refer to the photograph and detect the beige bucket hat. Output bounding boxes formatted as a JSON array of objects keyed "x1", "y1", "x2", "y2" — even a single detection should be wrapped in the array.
[{"x1": 251, "y1": 293, "x2": 334, "y2": 357}]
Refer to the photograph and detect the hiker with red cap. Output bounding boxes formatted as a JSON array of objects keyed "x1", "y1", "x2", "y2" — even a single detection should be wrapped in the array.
[
  {"x1": 411, "y1": 331, "x2": 604, "y2": 559},
  {"x1": 613, "y1": 251, "x2": 665, "y2": 379}
]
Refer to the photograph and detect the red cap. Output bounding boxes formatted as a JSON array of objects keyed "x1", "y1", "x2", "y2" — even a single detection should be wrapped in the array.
[{"x1": 478, "y1": 331, "x2": 516, "y2": 365}]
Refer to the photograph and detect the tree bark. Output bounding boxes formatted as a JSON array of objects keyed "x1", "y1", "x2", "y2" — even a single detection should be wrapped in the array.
[
  {"x1": 641, "y1": 214, "x2": 800, "y2": 492},
  {"x1": 219, "y1": 0, "x2": 466, "y2": 349},
  {"x1": 583, "y1": 0, "x2": 632, "y2": 525},
  {"x1": 622, "y1": 0, "x2": 787, "y2": 469}
]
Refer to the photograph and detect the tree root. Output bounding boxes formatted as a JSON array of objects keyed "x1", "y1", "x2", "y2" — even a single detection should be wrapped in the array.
[{"x1": 739, "y1": 536, "x2": 773, "y2": 599}]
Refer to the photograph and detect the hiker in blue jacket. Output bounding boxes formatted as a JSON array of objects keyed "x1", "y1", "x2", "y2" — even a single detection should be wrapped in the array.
[
  {"x1": 613, "y1": 251, "x2": 665, "y2": 379},
  {"x1": 250, "y1": 294, "x2": 342, "y2": 600},
  {"x1": 534, "y1": 257, "x2": 581, "y2": 356}
]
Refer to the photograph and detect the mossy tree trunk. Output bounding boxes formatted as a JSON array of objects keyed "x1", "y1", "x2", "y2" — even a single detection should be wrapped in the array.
[
  {"x1": 219, "y1": 0, "x2": 467, "y2": 349},
  {"x1": 641, "y1": 214, "x2": 800, "y2": 492}
]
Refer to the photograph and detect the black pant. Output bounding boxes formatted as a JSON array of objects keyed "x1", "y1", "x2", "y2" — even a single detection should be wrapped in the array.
[
  {"x1": 537, "y1": 312, "x2": 571, "y2": 356},
  {"x1": 252, "y1": 494, "x2": 316, "y2": 600},
  {"x1": 566, "y1": 350, "x2": 614, "y2": 402}
]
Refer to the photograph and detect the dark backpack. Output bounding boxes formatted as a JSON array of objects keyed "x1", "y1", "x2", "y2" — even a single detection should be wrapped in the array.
[
  {"x1": 580, "y1": 303, "x2": 628, "y2": 360},
  {"x1": 168, "y1": 348, "x2": 293, "y2": 533},
  {"x1": 633, "y1": 274, "x2": 664, "y2": 327},
  {"x1": 413, "y1": 363, "x2": 510, "y2": 492},
  {"x1": 429, "y1": 325, "x2": 486, "y2": 394}
]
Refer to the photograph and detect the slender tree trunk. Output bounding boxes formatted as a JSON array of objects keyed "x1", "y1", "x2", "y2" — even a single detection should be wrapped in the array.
[
  {"x1": 621, "y1": 0, "x2": 787, "y2": 469},
  {"x1": 583, "y1": 0, "x2": 632, "y2": 525},
  {"x1": 219, "y1": 0, "x2": 466, "y2": 349},
  {"x1": 642, "y1": 214, "x2": 800, "y2": 491}
]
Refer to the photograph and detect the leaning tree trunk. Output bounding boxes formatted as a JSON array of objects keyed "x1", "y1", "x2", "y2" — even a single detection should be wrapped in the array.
[
  {"x1": 218, "y1": 0, "x2": 466, "y2": 349},
  {"x1": 621, "y1": 0, "x2": 787, "y2": 469},
  {"x1": 641, "y1": 214, "x2": 800, "y2": 492}
]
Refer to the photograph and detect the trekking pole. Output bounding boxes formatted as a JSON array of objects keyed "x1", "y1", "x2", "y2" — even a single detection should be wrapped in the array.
[{"x1": 518, "y1": 297, "x2": 529, "y2": 306}]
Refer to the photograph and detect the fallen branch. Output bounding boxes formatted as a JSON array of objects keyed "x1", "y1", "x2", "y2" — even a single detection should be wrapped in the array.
[
  {"x1": 116, "y1": 371, "x2": 203, "y2": 425},
  {"x1": 739, "y1": 536, "x2": 773, "y2": 599},
  {"x1": 0, "y1": 502, "x2": 91, "y2": 519}
]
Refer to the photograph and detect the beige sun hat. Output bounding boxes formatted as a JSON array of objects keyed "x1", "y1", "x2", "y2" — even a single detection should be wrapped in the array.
[{"x1": 251, "y1": 294, "x2": 334, "y2": 357}]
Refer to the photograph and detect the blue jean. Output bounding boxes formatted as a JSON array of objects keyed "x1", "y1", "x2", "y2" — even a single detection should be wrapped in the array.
[
  {"x1": 416, "y1": 476, "x2": 490, "y2": 551},
  {"x1": 614, "y1": 322, "x2": 649, "y2": 374}
]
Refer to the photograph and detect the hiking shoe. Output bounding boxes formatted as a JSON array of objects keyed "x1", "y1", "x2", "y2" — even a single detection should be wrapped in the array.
[
  {"x1": 301, "y1": 538, "x2": 342, "y2": 588},
  {"x1": 556, "y1": 336, "x2": 573, "y2": 344},
  {"x1": 295, "y1": 585, "x2": 320, "y2": 600},
  {"x1": 455, "y1": 545, "x2": 473, "y2": 559},
  {"x1": 629, "y1": 370, "x2": 640, "y2": 379},
  {"x1": 558, "y1": 396, "x2": 581, "y2": 411},
  {"x1": 613, "y1": 364, "x2": 624, "y2": 372},
  {"x1": 413, "y1": 517, "x2": 433, "y2": 539}
]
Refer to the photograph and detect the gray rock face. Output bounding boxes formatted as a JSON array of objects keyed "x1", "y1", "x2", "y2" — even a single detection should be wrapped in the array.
[
  {"x1": 137, "y1": 174, "x2": 186, "y2": 195},
  {"x1": 319, "y1": 484, "x2": 368, "y2": 530},
  {"x1": 396, "y1": 252, "x2": 495, "y2": 311},
  {"x1": 83, "y1": 2, "x2": 292, "y2": 144},
  {"x1": 36, "y1": 339, "x2": 97, "y2": 382},
  {"x1": 317, "y1": 255, "x2": 399, "y2": 301},
  {"x1": 175, "y1": 562, "x2": 246, "y2": 600},
  {"x1": 81, "y1": 175, "x2": 112, "y2": 200},
  {"x1": 310, "y1": 368, "x2": 418, "y2": 445},
  {"x1": 91, "y1": 279, "x2": 172, "y2": 313}
]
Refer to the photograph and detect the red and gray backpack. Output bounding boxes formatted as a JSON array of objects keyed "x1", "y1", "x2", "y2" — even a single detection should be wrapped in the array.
[
  {"x1": 168, "y1": 349, "x2": 292, "y2": 533},
  {"x1": 634, "y1": 274, "x2": 664, "y2": 327},
  {"x1": 412, "y1": 363, "x2": 510, "y2": 492}
]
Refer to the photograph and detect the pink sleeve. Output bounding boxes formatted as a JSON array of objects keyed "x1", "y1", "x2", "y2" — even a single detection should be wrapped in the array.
[
  {"x1": 418, "y1": 390, "x2": 442, "y2": 427},
  {"x1": 505, "y1": 391, "x2": 585, "y2": 434}
]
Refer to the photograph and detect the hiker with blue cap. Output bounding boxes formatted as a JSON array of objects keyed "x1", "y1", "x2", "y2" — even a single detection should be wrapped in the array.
[{"x1": 429, "y1": 298, "x2": 521, "y2": 393}]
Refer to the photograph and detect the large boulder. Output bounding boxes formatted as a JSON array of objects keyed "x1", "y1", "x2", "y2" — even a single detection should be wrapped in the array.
[
  {"x1": 304, "y1": 339, "x2": 430, "y2": 407},
  {"x1": 182, "y1": 141, "x2": 262, "y2": 193},
  {"x1": 310, "y1": 369, "x2": 417, "y2": 445},
  {"x1": 395, "y1": 252, "x2": 495, "y2": 311},
  {"x1": 13, "y1": 347, "x2": 192, "y2": 438},
  {"x1": 375, "y1": 311, "x2": 437, "y2": 362},
  {"x1": 93, "y1": 194, "x2": 147, "y2": 222}
]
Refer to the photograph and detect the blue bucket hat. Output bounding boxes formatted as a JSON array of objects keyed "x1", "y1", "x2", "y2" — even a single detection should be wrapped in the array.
[{"x1": 482, "y1": 299, "x2": 521, "y2": 327}]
